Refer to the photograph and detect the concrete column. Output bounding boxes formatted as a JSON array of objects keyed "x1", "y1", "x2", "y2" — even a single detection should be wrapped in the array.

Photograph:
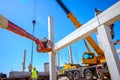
[
  {"x1": 48, "y1": 16, "x2": 57, "y2": 80},
  {"x1": 49, "y1": 52, "x2": 56, "y2": 80},
  {"x1": 57, "y1": 52, "x2": 61, "y2": 75},
  {"x1": 96, "y1": 29, "x2": 103, "y2": 50},
  {"x1": 22, "y1": 49, "x2": 26, "y2": 72},
  {"x1": 97, "y1": 24, "x2": 120, "y2": 80},
  {"x1": 68, "y1": 46, "x2": 73, "y2": 64},
  {"x1": 57, "y1": 52, "x2": 60, "y2": 68}
]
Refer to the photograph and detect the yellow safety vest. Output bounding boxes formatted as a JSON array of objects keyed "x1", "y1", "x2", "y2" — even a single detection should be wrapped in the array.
[{"x1": 32, "y1": 69, "x2": 38, "y2": 79}]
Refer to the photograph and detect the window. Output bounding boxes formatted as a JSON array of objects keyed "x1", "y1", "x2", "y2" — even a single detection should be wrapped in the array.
[
  {"x1": 84, "y1": 54, "x2": 89, "y2": 59},
  {"x1": 83, "y1": 53, "x2": 94, "y2": 59},
  {"x1": 59, "y1": 66, "x2": 64, "y2": 71}
]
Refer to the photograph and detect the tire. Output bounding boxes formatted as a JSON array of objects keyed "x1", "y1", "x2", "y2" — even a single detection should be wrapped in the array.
[
  {"x1": 66, "y1": 71, "x2": 73, "y2": 80},
  {"x1": 74, "y1": 71, "x2": 80, "y2": 79},
  {"x1": 97, "y1": 69, "x2": 104, "y2": 80},
  {"x1": 85, "y1": 69, "x2": 93, "y2": 80}
]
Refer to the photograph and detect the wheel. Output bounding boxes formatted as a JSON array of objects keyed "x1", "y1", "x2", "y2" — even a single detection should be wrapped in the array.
[
  {"x1": 66, "y1": 71, "x2": 73, "y2": 80},
  {"x1": 85, "y1": 69, "x2": 93, "y2": 80},
  {"x1": 74, "y1": 71, "x2": 80, "y2": 79},
  {"x1": 97, "y1": 69, "x2": 104, "y2": 80}
]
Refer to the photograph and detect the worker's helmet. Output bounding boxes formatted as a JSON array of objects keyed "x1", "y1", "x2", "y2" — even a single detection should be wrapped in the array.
[
  {"x1": 33, "y1": 67, "x2": 36, "y2": 70},
  {"x1": 94, "y1": 8, "x2": 99, "y2": 12}
]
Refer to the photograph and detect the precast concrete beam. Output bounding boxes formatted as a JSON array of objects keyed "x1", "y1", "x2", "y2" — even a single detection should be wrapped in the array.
[
  {"x1": 117, "y1": 49, "x2": 120, "y2": 54},
  {"x1": 0, "y1": 15, "x2": 8, "y2": 28},
  {"x1": 54, "y1": 1, "x2": 120, "y2": 51},
  {"x1": 97, "y1": 25, "x2": 120, "y2": 80}
]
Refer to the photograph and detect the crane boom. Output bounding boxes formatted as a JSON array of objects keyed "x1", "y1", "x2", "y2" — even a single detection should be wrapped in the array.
[
  {"x1": 56, "y1": 0, "x2": 105, "y2": 63},
  {"x1": 0, "y1": 15, "x2": 52, "y2": 52},
  {"x1": 8, "y1": 21, "x2": 37, "y2": 41}
]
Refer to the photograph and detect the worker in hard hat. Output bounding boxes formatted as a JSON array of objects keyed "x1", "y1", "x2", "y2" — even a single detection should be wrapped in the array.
[
  {"x1": 94, "y1": 8, "x2": 102, "y2": 15},
  {"x1": 31, "y1": 67, "x2": 38, "y2": 80},
  {"x1": 28, "y1": 63, "x2": 32, "y2": 72},
  {"x1": 94, "y1": 8, "x2": 114, "y2": 39},
  {"x1": 42, "y1": 37, "x2": 48, "y2": 48}
]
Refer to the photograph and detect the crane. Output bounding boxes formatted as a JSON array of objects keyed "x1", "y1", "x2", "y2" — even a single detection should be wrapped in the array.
[
  {"x1": 0, "y1": 15, "x2": 53, "y2": 53},
  {"x1": 56, "y1": 0, "x2": 111, "y2": 80},
  {"x1": 56, "y1": 0, "x2": 105, "y2": 65}
]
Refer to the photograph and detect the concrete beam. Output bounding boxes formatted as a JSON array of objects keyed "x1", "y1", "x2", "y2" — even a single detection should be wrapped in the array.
[
  {"x1": 97, "y1": 25, "x2": 120, "y2": 80},
  {"x1": 0, "y1": 15, "x2": 8, "y2": 28},
  {"x1": 54, "y1": 1, "x2": 120, "y2": 51},
  {"x1": 117, "y1": 49, "x2": 120, "y2": 54}
]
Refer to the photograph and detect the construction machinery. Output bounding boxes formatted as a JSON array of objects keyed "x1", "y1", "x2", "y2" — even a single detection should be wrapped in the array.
[
  {"x1": 59, "y1": 63, "x2": 80, "y2": 76},
  {"x1": 0, "y1": 14, "x2": 54, "y2": 80},
  {"x1": 56, "y1": 0, "x2": 111, "y2": 80},
  {"x1": 0, "y1": 15, "x2": 53, "y2": 53}
]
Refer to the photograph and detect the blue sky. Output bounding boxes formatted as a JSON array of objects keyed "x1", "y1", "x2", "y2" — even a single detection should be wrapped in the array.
[{"x1": 0, "y1": 0, "x2": 120, "y2": 76}]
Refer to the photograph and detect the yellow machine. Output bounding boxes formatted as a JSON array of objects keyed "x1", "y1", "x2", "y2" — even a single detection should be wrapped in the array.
[
  {"x1": 82, "y1": 52, "x2": 98, "y2": 65},
  {"x1": 56, "y1": 0, "x2": 111, "y2": 80},
  {"x1": 59, "y1": 63, "x2": 80, "y2": 75}
]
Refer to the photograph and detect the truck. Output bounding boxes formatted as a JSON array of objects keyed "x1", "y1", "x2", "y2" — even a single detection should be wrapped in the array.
[{"x1": 56, "y1": 0, "x2": 111, "y2": 80}]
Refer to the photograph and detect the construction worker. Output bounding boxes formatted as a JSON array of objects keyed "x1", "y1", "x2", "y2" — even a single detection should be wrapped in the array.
[
  {"x1": 95, "y1": 8, "x2": 114, "y2": 39},
  {"x1": 94, "y1": 8, "x2": 102, "y2": 15},
  {"x1": 31, "y1": 67, "x2": 38, "y2": 80},
  {"x1": 28, "y1": 63, "x2": 32, "y2": 72},
  {"x1": 42, "y1": 37, "x2": 48, "y2": 48},
  {"x1": 109, "y1": 24, "x2": 114, "y2": 39}
]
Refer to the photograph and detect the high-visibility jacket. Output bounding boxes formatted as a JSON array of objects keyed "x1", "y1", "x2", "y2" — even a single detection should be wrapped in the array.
[{"x1": 31, "y1": 69, "x2": 38, "y2": 79}]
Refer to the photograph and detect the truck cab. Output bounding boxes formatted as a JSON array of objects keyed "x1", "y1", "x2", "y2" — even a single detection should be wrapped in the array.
[{"x1": 82, "y1": 52, "x2": 98, "y2": 65}]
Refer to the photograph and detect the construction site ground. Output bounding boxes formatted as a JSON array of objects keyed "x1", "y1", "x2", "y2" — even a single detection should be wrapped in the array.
[{"x1": 58, "y1": 76, "x2": 110, "y2": 80}]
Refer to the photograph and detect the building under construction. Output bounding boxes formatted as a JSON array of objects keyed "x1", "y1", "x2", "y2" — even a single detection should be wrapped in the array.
[{"x1": 0, "y1": 0, "x2": 120, "y2": 80}]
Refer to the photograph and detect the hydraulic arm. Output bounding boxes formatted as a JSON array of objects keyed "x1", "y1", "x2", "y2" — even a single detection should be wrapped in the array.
[
  {"x1": 0, "y1": 15, "x2": 52, "y2": 52},
  {"x1": 56, "y1": 0, "x2": 105, "y2": 63}
]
